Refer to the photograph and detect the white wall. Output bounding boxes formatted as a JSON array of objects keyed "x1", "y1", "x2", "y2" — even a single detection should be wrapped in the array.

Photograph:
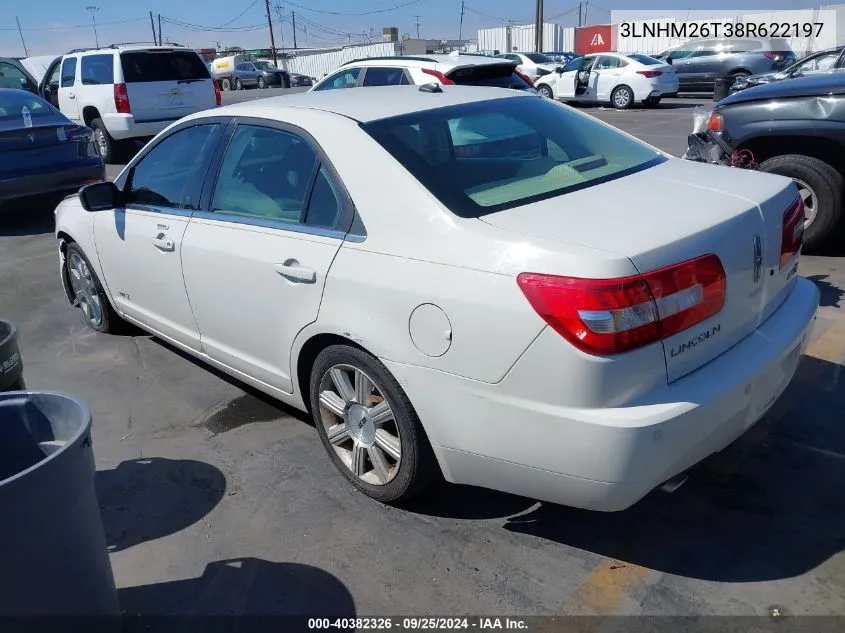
[
  {"x1": 279, "y1": 42, "x2": 401, "y2": 79},
  {"x1": 477, "y1": 23, "x2": 571, "y2": 53}
]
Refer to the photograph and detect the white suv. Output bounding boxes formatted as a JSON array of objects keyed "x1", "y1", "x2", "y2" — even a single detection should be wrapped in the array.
[
  {"x1": 40, "y1": 44, "x2": 220, "y2": 163},
  {"x1": 310, "y1": 52, "x2": 538, "y2": 94}
]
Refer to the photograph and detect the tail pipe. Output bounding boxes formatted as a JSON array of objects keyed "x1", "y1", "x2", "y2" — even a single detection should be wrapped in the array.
[{"x1": 660, "y1": 473, "x2": 689, "y2": 493}]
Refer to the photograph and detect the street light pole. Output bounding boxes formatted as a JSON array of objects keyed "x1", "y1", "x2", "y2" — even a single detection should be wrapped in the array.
[{"x1": 86, "y1": 6, "x2": 100, "y2": 48}]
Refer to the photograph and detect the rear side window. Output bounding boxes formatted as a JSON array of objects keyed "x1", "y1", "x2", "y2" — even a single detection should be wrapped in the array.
[
  {"x1": 361, "y1": 96, "x2": 665, "y2": 218},
  {"x1": 448, "y1": 64, "x2": 532, "y2": 90},
  {"x1": 627, "y1": 54, "x2": 662, "y2": 65},
  {"x1": 81, "y1": 55, "x2": 114, "y2": 85},
  {"x1": 60, "y1": 58, "x2": 77, "y2": 87},
  {"x1": 362, "y1": 67, "x2": 408, "y2": 86},
  {"x1": 120, "y1": 51, "x2": 210, "y2": 83}
]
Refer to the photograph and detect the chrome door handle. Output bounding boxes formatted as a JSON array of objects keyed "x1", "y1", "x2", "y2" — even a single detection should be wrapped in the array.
[
  {"x1": 152, "y1": 236, "x2": 175, "y2": 252},
  {"x1": 68, "y1": 93, "x2": 76, "y2": 99},
  {"x1": 274, "y1": 261, "x2": 316, "y2": 283}
]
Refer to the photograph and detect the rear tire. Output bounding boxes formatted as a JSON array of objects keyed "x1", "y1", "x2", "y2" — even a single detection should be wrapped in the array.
[
  {"x1": 90, "y1": 118, "x2": 124, "y2": 164},
  {"x1": 220, "y1": 77, "x2": 231, "y2": 91},
  {"x1": 309, "y1": 344, "x2": 439, "y2": 504},
  {"x1": 611, "y1": 85, "x2": 634, "y2": 109},
  {"x1": 758, "y1": 154, "x2": 843, "y2": 251}
]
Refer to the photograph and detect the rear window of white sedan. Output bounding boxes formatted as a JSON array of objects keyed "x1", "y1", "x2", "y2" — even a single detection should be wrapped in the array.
[{"x1": 361, "y1": 95, "x2": 666, "y2": 217}]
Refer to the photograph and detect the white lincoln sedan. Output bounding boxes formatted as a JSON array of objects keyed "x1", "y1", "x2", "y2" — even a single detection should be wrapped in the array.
[{"x1": 55, "y1": 85, "x2": 818, "y2": 511}]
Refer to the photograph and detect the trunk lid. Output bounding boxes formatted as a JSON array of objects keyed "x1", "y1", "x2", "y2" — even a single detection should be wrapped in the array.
[
  {"x1": 480, "y1": 159, "x2": 800, "y2": 382},
  {"x1": 0, "y1": 119, "x2": 94, "y2": 175},
  {"x1": 120, "y1": 49, "x2": 216, "y2": 122}
]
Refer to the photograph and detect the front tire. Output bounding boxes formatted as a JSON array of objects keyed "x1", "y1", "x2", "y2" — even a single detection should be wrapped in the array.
[
  {"x1": 64, "y1": 243, "x2": 123, "y2": 334},
  {"x1": 235, "y1": 78, "x2": 243, "y2": 91},
  {"x1": 611, "y1": 85, "x2": 634, "y2": 109},
  {"x1": 258, "y1": 76, "x2": 266, "y2": 89},
  {"x1": 309, "y1": 345, "x2": 438, "y2": 503},
  {"x1": 537, "y1": 84, "x2": 554, "y2": 99},
  {"x1": 758, "y1": 154, "x2": 843, "y2": 251}
]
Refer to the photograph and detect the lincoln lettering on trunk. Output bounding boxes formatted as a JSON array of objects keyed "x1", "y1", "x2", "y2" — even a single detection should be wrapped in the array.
[{"x1": 670, "y1": 324, "x2": 721, "y2": 358}]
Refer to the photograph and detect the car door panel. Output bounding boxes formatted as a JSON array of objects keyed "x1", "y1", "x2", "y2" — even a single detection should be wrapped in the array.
[
  {"x1": 181, "y1": 122, "x2": 351, "y2": 393},
  {"x1": 591, "y1": 56, "x2": 623, "y2": 99},
  {"x1": 58, "y1": 57, "x2": 80, "y2": 121},
  {"x1": 93, "y1": 122, "x2": 225, "y2": 350}
]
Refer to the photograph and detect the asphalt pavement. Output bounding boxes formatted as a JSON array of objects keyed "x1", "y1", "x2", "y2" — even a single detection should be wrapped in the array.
[{"x1": 2, "y1": 88, "x2": 844, "y2": 620}]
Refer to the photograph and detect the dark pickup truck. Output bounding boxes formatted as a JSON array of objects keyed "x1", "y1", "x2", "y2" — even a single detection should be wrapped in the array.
[{"x1": 684, "y1": 73, "x2": 845, "y2": 250}]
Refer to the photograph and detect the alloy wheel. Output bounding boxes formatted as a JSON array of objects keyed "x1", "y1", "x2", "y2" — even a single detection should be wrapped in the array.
[
  {"x1": 317, "y1": 364, "x2": 402, "y2": 486},
  {"x1": 67, "y1": 252, "x2": 103, "y2": 327},
  {"x1": 94, "y1": 129, "x2": 108, "y2": 159},
  {"x1": 613, "y1": 88, "x2": 631, "y2": 108},
  {"x1": 794, "y1": 177, "x2": 818, "y2": 228}
]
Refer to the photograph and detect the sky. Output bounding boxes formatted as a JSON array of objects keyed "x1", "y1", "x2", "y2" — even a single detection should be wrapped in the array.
[{"x1": 0, "y1": 0, "x2": 827, "y2": 57}]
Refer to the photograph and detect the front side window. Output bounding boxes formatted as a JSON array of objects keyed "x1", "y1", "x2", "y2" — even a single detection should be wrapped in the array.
[
  {"x1": 81, "y1": 54, "x2": 115, "y2": 85},
  {"x1": 313, "y1": 68, "x2": 361, "y2": 91},
  {"x1": 361, "y1": 96, "x2": 665, "y2": 218},
  {"x1": 127, "y1": 124, "x2": 221, "y2": 210},
  {"x1": 254, "y1": 61, "x2": 276, "y2": 70},
  {"x1": 211, "y1": 125, "x2": 318, "y2": 223},
  {"x1": 46, "y1": 62, "x2": 61, "y2": 89},
  {"x1": 60, "y1": 58, "x2": 77, "y2": 87},
  {"x1": 0, "y1": 62, "x2": 33, "y2": 91},
  {"x1": 798, "y1": 52, "x2": 839, "y2": 72},
  {"x1": 362, "y1": 67, "x2": 407, "y2": 86}
]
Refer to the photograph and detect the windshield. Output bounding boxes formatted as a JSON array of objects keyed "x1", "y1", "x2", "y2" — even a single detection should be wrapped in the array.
[
  {"x1": 627, "y1": 54, "x2": 662, "y2": 66},
  {"x1": 254, "y1": 61, "x2": 276, "y2": 70},
  {"x1": 0, "y1": 91, "x2": 58, "y2": 120},
  {"x1": 361, "y1": 96, "x2": 665, "y2": 218},
  {"x1": 524, "y1": 53, "x2": 553, "y2": 63}
]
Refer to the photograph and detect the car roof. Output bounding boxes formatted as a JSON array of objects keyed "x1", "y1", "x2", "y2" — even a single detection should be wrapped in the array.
[
  {"x1": 341, "y1": 54, "x2": 511, "y2": 72},
  {"x1": 67, "y1": 45, "x2": 190, "y2": 56},
  {"x1": 204, "y1": 84, "x2": 531, "y2": 123}
]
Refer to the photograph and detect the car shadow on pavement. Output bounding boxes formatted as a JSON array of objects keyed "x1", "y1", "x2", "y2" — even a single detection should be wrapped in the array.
[
  {"x1": 119, "y1": 557, "x2": 355, "y2": 628},
  {"x1": 95, "y1": 457, "x2": 226, "y2": 553},
  {"x1": 807, "y1": 274, "x2": 844, "y2": 308},
  {"x1": 411, "y1": 355, "x2": 845, "y2": 583},
  {"x1": 0, "y1": 199, "x2": 58, "y2": 237}
]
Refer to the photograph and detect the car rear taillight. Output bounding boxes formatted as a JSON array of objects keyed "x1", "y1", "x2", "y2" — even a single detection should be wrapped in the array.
[
  {"x1": 514, "y1": 69, "x2": 535, "y2": 87},
  {"x1": 114, "y1": 83, "x2": 131, "y2": 114},
  {"x1": 421, "y1": 68, "x2": 454, "y2": 85},
  {"x1": 780, "y1": 195, "x2": 804, "y2": 269},
  {"x1": 213, "y1": 79, "x2": 222, "y2": 106},
  {"x1": 637, "y1": 70, "x2": 663, "y2": 78},
  {"x1": 707, "y1": 112, "x2": 724, "y2": 131},
  {"x1": 517, "y1": 254, "x2": 727, "y2": 355},
  {"x1": 764, "y1": 52, "x2": 776, "y2": 60}
]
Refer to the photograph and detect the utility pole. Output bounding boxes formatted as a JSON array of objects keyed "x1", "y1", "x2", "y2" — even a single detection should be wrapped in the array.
[
  {"x1": 264, "y1": 0, "x2": 278, "y2": 65},
  {"x1": 15, "y1": 17, "x2": 29, "y2": 56},
  {"x1": 534, "y1": 0, "x2": 543, "y2": 52},
  {"x1": 414, "y1": 15, "x2": 421, "y2": 38},
  {"x1": 149, "y1": 11, "x2": 158, "y2": 45},
  {"x1": 158, "y1": 14, "x2": 163, "y2": 45},
  {"x1": 86, "y1": 6, "x2": 100, "y2": 48},
  {"x1": 458, "y1": 1, "x2": 465, "y2": 41},
  {"x1": 578, "y1": 2, "x2": 582, "y2": 27},
  {"x1": 292, "y1": 11, "x2": 297, "y2": 49},
  {"x1": 583, "y1": 2, "x2": 589, "y2": 25}
]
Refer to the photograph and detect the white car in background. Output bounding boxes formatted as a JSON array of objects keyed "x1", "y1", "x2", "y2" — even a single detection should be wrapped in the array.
[
  {"x1": 55, "y1": 85, "x2": 817, "y2": 512},
  {"x1": 496, "y1": 52, "x2": 560, "y2": 81},
  {"x1": 536, "y1": 52, "x2": 679, "y2": 108}
]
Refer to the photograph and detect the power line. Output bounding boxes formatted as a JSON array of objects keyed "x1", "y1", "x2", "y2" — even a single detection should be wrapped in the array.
[
  {"x1": 0, "y1": 16, "x2": 147, "y2": 31},
  {"x1": 218, "y1": 0, "x2": 260, "y2": 28},
  {"x1": 463, "y1": 6, "x2": 513, "y2": 24},
  {"x1": 161, "y1": 16, "x2": 267, "y2": 32},
  {"x1": 281, "y1": 0, "x2": 421, "y2": 16}
]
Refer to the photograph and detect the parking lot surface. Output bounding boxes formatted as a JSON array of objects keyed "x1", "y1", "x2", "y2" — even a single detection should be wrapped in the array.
[{"x1": 2, "y1": 91, "x2": 844, "y2": 620}]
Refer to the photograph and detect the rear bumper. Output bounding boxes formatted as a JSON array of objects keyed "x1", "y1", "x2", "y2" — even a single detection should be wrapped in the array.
[
  {"x1": 102, "y1": 114, "x2": 179, "y2": 140},
  {"x1": 387, "y1": 277, "x2": 819, "y2": 511},
  {"x1": 0, "y1": 161, "x2": 104, "y2": 207},
  {"x1": 642, "y1": 78, "x2": 680, "y2": 100}
]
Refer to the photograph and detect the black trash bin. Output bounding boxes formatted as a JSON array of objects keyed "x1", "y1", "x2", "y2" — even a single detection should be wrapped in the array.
[
  {"x1": 0, "y1": 392, "x2": 120, "y2": 624},
  {"x1": 713, "y1": 76, "x2": 732, "y2": 102},
  {"x1": 0, "y1": 319, "x2": 25, "y2": 392}
]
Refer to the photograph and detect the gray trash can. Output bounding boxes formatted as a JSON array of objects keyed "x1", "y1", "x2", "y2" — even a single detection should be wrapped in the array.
[
  {"x1": 0, "y1": 392, "x2": 120, "y2": 624},
  {"x1": 0, "y1": 319, "x2": 25, "y2": 392},
  {"x1": 713, "y1": 76, "x2": 732, "y2": 102}
]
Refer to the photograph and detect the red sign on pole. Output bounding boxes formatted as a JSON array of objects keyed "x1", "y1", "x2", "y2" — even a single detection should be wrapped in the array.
[{"x1": 574, "y1": 24, "x2": 614, "y2": 55}]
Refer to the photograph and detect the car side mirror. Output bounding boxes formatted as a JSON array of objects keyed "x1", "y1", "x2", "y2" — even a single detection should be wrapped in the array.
[
  {"x1": 79, "y1": 181, "x2": 120, "y2": 212},
  {"x1": 556, "y1": 66, "x2": 564, "y2": 73}
]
